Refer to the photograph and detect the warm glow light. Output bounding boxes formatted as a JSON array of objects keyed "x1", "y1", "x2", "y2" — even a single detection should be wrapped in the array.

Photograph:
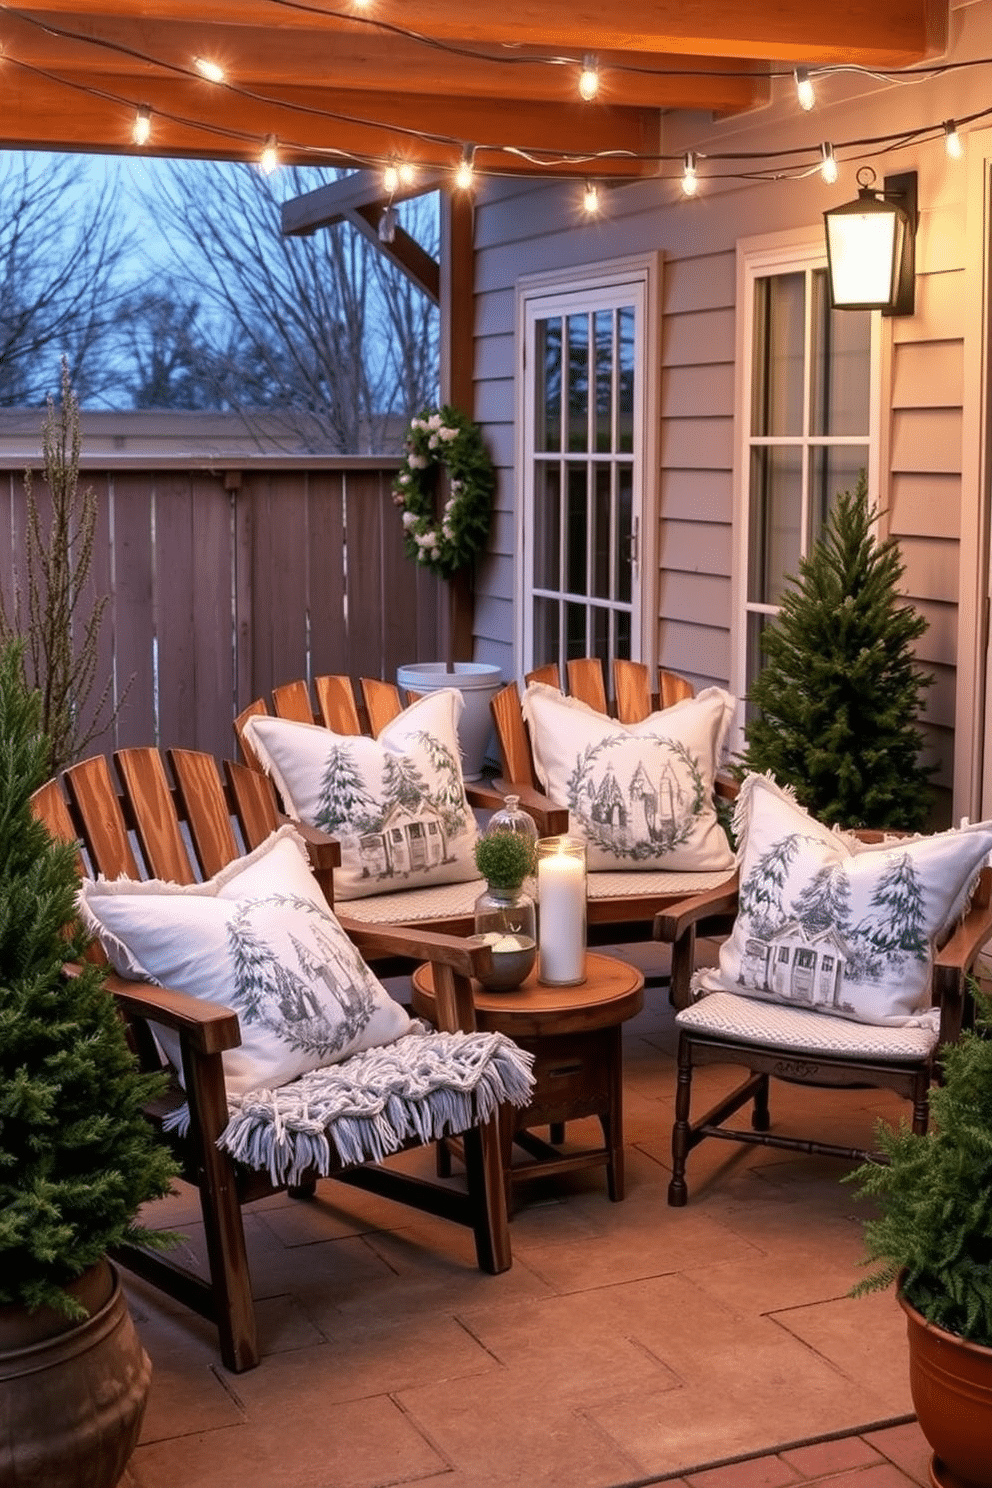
[
  {"x1": 454, "y1": 147, "x2": 475, "y2": 190},
  {"x1": 578, "y1": 54, "x2": 600, "y2": 102},
  {"x1": 681, "y1": 152, "x2": 699, "y2": 197},
  {"x1": 794, "y1": 67, "x2": 815, "y2": 111},
  {"x1": 397, "y1": 162, "x2": 416, "y2": 186},
  {"x1": 382, "y1": 164, "x2": 399, "y2": 194},
  {"x1": 945, "y1": 120, "x2": 964, "y2": 159},
  {"x1": 132, "y1": 106, "x2": 151, "y2": 147},
  {"x1": 582, "y1": 182, "x2": 600, "y2": 213},
  {"x1": 259, "y1": 134, "x2": 279, "y2": 174},
  {"x1": 820, "y1": 142, "x2": 838, "y2": 185},
  {"x1": 193, "y1": 56, "x2": 225, "y2": 83}
]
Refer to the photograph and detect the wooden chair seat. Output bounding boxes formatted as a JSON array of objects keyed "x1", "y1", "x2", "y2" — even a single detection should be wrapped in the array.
[{"x1": 32, "y1": 745, "x2": 526, "y2": 1373}]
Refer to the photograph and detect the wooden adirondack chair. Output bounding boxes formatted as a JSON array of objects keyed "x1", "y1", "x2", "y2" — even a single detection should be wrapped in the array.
[{"x1": 31, "y1": 746, "x2": 527, "y2": 1373}]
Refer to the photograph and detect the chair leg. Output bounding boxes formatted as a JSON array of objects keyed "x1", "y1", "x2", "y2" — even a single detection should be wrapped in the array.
[
  {"x1": 669, "y1": 924, "x2": 696, "y2": 1010},
  {"x1": 751, "y1": 1074, "x2": 771, "y2": 1131},
  {"x1": 459, "y1": 1114, "x2": 513, "y2": 1274},
  {"x1": 668, "y1": 1034, "x2": 694, "y2": 1207}
]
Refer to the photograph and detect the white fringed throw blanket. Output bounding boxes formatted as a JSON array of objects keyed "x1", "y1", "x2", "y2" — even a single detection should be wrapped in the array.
[{"x1": 216, "y1": 1029, "x2": 535, "y2": 1185}]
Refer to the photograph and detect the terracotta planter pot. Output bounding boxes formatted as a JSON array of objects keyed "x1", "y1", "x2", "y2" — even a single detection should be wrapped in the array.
[
  {"x1": 899, "y1": 1288, "x2": 992, "y2": 1488},
  {"x1": 0, "y1": 1259, "x2": 151, "y2": 1488}
]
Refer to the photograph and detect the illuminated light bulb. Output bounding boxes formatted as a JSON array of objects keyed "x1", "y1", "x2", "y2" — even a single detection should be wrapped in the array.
[
  {"x1": 259, "y1": 134, "x2": 279, "y2": 175},
  {"x1": 945, "y1": 120, "x2": 964, "y2": 160},
  {"x1": 193, "y1": 56, "x2": 225, "y2": 83},
  {"x1": 681, "y1": 151, "x2": 699, "y2": 197},
  {"x1": 454, "y1": 146, "x2": 475, "y2": 190},
  {"x1": 578, "y1": 54, "x2": 600, "y2": 102},
  {"x1": 378, "y1": 204, "x2": 397, "y2": 243},
  {"x1": 583, "y1": 182, "x2": 600, "y2": 214},
  {"x1": 820, "y1": 142, "x2": 838, "y2": 185},
  {"x1": 132, "y1": 106, "x2": 151, "y2": 147},
  {"x1": 397, "y1": 162, "x2": 416, "y2": 186},
  {"x1": 382, "y1": 164, "x2": 399, "y2": 194},
  {"x1": 794, "y1": 67, "x2": 815, "y2": 111}
]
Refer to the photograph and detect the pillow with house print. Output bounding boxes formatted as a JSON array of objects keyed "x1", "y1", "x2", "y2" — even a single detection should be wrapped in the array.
[
  {"x1": 77, "y1": 826, "x2": 413, "y2": 1097},
  {"x1": 693, "y1": 772, "x2": 992, "y2": 1027},
  {"x1": 240, "y1": 688, "x2": 479, "y2": 901},
  {"x1": 521, "y1": 681, "x2": 736, "y2": 873}
]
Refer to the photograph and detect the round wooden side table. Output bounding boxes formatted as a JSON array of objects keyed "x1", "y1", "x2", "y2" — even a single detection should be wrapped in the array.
[{"x1": 410, "y1": 951, "x2": 644, "y2": 1210}]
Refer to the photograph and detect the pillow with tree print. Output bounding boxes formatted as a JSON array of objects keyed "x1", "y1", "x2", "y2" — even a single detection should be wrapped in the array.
[
  {"x1": 520, "y1": 682, "x2": 735, "y2": 873},
  {"x1": 241, "y1": 688, "x2": 479, "y2": 900},
  {"x1": 693, "y1": 773, "x2": 992, "y2": 1026},
  {"x1": 77, "y1": 826, "x2": 413, "y2": 1096}
]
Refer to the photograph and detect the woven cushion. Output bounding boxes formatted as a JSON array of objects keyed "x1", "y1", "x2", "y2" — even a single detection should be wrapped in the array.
[
  {"x1": 77, "y1": 826, "x2": 412, "y2": 1097},
  {"x1": 676, "y1": 991, "x2": 939, "y2": 1060},
  {"x1": 241, "y1": 689, "x2": 479, "y2": 901},
  {"x1": 521, "y1": 682, "x2": 735, "y2": 873},
  {"x1": 694, "y1": 773, "x2": 992, "y2": 1027}
]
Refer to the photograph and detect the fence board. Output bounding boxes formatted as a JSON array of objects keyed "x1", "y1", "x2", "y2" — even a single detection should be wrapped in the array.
[
  {"x1": 307, "y1": 469, "x2": 347, "y2": 681},
  {"x1": 190, "y1": 473, "x2": 236, "y2": 760},
  {"x1": 154, "y1": 473, "x2": 199, "y2": 753},
  {"x1": 110, "y1": 473, "x2": 156, "y2": 749}
]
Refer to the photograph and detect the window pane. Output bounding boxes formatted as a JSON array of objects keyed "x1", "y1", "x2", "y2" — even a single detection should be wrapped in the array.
[
  {"x1": 592, "y1": 606, "x2": 610, "y2": 669},
  {"x1": 565, "y1": 600, "x2": 587, "y2": 660},
  {"x1": 533, "y1": 596, "x2": 560, "y2": 667},
  {"x1": 810, "y1": 271, "x2": 871, "y2": 435},
  {"x1": 616, "y1": 464, "x2": 633, "y2": 603},
  {"x1": 535, "y1": 318, "x2": 562, "y2": 452},
  {"x1": 615, "y1": 607, "x2": 631, "y2": 660},
  {"x1": 566, "y1": 464, "x2": 588, "y2": 593},
  {"x1": 809, "y1": 446, "x2": 869, "y2": 543},
  {"x1": 592, "y1": 465, "x2": 612, "y2": 598},
  {"x1": 594, "y1": 309, "x2": 613, "y2": 453},
  {"x1": 751, "y1": 273, "x2": 804, "y2": 437},
  {"x1": 567, "y1": 314, "x2": 589, "y2": 452},
  {"x1": 618, "y1": 306, "x2": 634, "y2": 453},
  {"x1": 533, "y1": 462, "x2": 560, "y2": 589},
  {"x1": 745, "y1": 610, "x2": 772, "y2": 716},
  {"x1": 748, "y1": 446, "x2": 802, "y2": 604}
]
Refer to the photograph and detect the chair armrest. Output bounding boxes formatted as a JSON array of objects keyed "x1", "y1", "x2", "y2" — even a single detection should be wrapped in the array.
[
  {"x1": 653, "y1": 875, "x2": 740, "y2": 943},
  {"x1": 489, "y1": 778, "x2": 570, "y2": 835},
  {"x1": 932, "y1": 867, "x2": 992, "y2": 1043},
  {"x1": 64, "y1": 960, "x2": 242, "y2": 1056},
  {"x1": 715, "y1": 772, "x2": 739, "y2": 802},
  {"x1": 338, "y1": 919, "x2": 493, "y2": 981}
]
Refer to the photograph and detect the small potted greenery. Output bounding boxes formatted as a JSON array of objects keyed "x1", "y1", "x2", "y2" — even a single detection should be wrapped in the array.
[
  {"x1": 472, "y1": 828, "x2": 538, "y2": 992},
  {"x1": 848, "y1": 990, "x2": 992, "y2": 1488},
  {"x1": 0, "y1": 639, "x2": 177, "y2": 1488}
]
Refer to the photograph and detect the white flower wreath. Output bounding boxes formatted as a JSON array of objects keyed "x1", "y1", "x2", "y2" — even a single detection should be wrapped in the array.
[{"x1": 392, "y1": 405, "x2": 495, "y2": 580}]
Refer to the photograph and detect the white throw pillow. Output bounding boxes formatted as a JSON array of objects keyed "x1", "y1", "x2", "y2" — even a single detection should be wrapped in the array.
[
  {"x1": 521, "y1": 682, "x2": 735, "y2": 873},
  {"x1": 694, "y1": 773, "x2": 992, "y2": 1026},
  {"x1": 77, "y1": 826, "x2": 412, "y2": 1097},
  {"x1": 241, "y1": 688, "x2": 479, "y2": 901}
]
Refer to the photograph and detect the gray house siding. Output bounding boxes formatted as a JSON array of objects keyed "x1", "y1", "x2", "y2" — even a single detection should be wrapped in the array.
[{"x1": 470, "y1": 0, "x2": 991, "y2": 816}]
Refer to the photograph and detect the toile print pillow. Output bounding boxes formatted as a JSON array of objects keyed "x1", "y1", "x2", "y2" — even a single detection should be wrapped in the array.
[
  {"x1": 520, "y1": 682, "x2": 735, "y2": 873},
  {"x1": 693, "y1": 772, "x2": 992, "y2": 1027},
  {"x1": 240, "y1": 688, "x2": 479, "y2": 901},
  {"x1": 77, "y1": 826, "x2": 413, "y2": 1097}
]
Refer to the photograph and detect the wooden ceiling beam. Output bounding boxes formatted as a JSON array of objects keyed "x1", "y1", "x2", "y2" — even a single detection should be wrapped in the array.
[{"x1": 13, "y1": 0, "x2": 946, "y2": 68}]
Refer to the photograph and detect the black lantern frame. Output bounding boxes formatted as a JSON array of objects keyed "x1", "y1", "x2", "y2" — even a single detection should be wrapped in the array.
[{"x1": 823, "y1": 169, "x2": 918, "y2": 317}]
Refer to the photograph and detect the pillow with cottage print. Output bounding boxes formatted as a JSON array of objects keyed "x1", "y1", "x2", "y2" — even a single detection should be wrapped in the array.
[
  {"x1": 77, "y1": 826, "x2": 412, "y2": 1097},
  {"x1": 240, "y1": 688, "x2": 479, "y2": 901},
  {"x1": 520, "y1": 682, "x2": 735, "y2": 873},
  {"x1": 694, "y1": 772, "x2": 992, "y2": 1027}
]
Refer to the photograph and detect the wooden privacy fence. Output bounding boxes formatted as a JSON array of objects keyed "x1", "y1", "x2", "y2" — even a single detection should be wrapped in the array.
[{"x1": 0, "y1": 457, "x2": 445, "y2": 762}]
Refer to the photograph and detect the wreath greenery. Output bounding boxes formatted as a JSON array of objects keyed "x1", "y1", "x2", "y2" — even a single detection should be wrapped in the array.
[{"x1": 392, "y1": 404, "x2": 495, "y2": 580}]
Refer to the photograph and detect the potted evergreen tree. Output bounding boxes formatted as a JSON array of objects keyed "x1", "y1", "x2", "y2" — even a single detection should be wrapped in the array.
[
  {"x1": 0, "y1": 639, "x2": 177, "y2": 1488},
  {"x1": 739, "y1": 473, "x2": 935, "y2": 830},
  {"x1": 848, "y1": 992, "x2": 992, "y2": 1488}
]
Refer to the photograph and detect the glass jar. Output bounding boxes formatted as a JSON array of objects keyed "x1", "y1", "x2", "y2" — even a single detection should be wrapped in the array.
[
  {"x1": 472, "y1": 883, "x2": 537, "y2": 992},
  {"x1": 485, "y1": 793, "x2": 539, "y2": 894},
  {"x1": 536, "y1": 836, "x2": 587, "y2": 986}
]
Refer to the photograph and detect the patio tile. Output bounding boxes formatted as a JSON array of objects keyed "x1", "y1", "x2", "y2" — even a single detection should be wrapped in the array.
[
  {"x1": 863, "y1": 1422, "x2": 932, "y2": 1485},
  {"x1": 779, "y1": 1435, "x2": 884, "y2": 1474},
  {"x1": 685, "y1": 1457, "x2": 801, "y2": 1488}
]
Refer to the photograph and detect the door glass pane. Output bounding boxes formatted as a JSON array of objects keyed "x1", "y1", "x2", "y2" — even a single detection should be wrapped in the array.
[
  {"x1": 745, "y1": 611, "x2": 771, "y2": 721},
  {"x1": 533, "y1": 463, "x2": 560, "y2": 589},
  {"x1": 566, "y1": 464, "x2": 588, "y2": 593},
  {"x1": 616, "y1": 464, "x2": 633, "y2": 603},
  {"x1": 592, "y1": 607, "x2": 610, "y2": 667},
  {"x1": 536, "y1": 317, "x2": 562, "y2": 452},
  {"x1": 748, "y1": 446, "x2": 802, "y2": 604},
  {"x1": 592, "y1": 465, "x2": 611, "y2": 599},
  {"x1": 567, "y1": 313, "x2": 589, "y2": 452},
  {"x1": 751, "y1": 273, "x2": 804, "y2": 437},
  {"x1": 594, "y1": 309, "x2": 613, "y2": 453},
  {"x1": 618, "y1": 306, "x2": 634, "y2": 453},
  {"x1": 810, "y1": 446, "x2": 869, "y2": 543},
  {"x1": 533, "y1": 596, "x2": 560, "y2": 667},
  {"x1": 565, "y1": 600, "x2": 587, "y2": 660},
  {"x1": 810, "y1": 272, "x2": 871, "y2": 435}
]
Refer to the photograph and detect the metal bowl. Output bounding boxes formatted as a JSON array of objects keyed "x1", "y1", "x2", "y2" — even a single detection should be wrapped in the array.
[{"x1": 472, "y1": 932, "x2": 536, "y2": 992}]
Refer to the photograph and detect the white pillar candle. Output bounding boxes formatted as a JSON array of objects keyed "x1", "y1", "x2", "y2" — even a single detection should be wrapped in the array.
[{"x1": 537, "y1": 837, "x2": 587, "y2": 985}]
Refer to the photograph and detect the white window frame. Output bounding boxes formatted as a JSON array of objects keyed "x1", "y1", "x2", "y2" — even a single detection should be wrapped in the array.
[
  {"x1": 731, "y1": 227, "x2": 884, "y2": 750},
  {"x1": 514, "y1": 253, "x2": 662, "y2": 683}
]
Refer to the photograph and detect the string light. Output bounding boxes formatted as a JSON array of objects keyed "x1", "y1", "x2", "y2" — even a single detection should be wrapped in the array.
[
  {"x1": 193, "y1": 56, "x2": 225, "y2": 83},
  {"x1": 259, "y1": 133, "x2": 279, "y2": 174},
  {"x1": 397, "y1": 162, "x2": 417, "y2": 186},
  {"x1": 131, "y1": 105, "x2": 151, "y2": 147},
  {"x1": 378, "y1": 203, "x2": 397, "y2": 242},
  {"x1": 382, "y1": 163, "x2": 399, "y2": 193},
  {"x1": 794, "y1": 67, "x2": 815, "y2": 111},
  {"x1": 944, "y1": 119, "x2": 964, "y2": 159},
  {"x1": 681, "y1": 152, "x2": 699, "y2": 197},
  {"x1": 578, "y1": 55, "x2": 600, "y2": 102},
  {"x1": 582, "y1": 181, "x2": 600, "y2": 213},
  {"x1": 454, "y1": 145, "x2": 476, "y2": 190},
  {"x1": 820, "y1": 142, "x2": 838, "y2": 184}
]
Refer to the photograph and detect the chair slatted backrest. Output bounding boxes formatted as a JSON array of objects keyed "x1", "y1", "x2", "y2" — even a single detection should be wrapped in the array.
[
  {"x1": 234, "y1": 698, "x2": 268, "y2": 769},
  {"x1": 31, "y1": 777, "x2": 84, "y2": 870},
  {"x1": 271, "y1": 679, "x2": 315, "y2": 724},
  {"x1": 491, "y1": 681, "x2": 539, "y2": 787},
  {"x1": 62, "y1": 756, "x2": 141, "y2": 881},
  {"x1": 168, "y1": 748, "x2": 242, "y2": 880},
  {"x1": 612, "y1": 658, "x2": 653, "y2": 723},
  {"x1": 223, "y1": 757, "x2": 282, "y2": 854},
  {"x1": 114, "y1": 747, "x2": 198, "y2": 885},
  {"x1": 566, "y1": 657, "x2": 609, "y2": 714},
  {"x1": 660, "y1": 667, "x2": 695, "y2": 709},
  {"x1": 315, "y1": 673, "x2": 363, "y2": 735},
  {"x1": 361, "y1": 676, "x2": 405, "y2": 737},
  {"x1": 525, "y1": 662, "x2": 560, "y2": 690}
]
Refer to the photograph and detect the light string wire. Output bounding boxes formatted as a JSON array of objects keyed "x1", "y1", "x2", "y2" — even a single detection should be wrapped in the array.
[{"x1": 1, "y1": 1, "x2": 991, "y2": 183}]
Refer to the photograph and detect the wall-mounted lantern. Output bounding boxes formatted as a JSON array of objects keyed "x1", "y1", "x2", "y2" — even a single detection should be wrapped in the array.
[{"x1": 823, "y1": 167, "x2": 918, "y2": 316}]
